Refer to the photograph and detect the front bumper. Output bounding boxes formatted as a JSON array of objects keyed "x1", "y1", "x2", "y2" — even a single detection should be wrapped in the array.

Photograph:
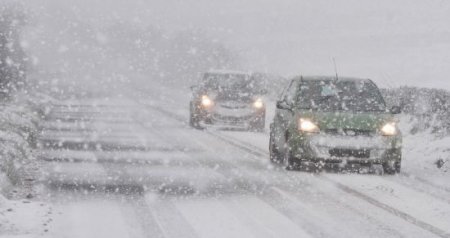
[
  {"x1": 197, "y1": 104, "x2": 265, "y2": 126},
  {"x1": 289, "y1": 133, "x2": 402, "y2": 164},
  {"x1": 210, "y1": 111, "x2": 264, "y2": 125}
]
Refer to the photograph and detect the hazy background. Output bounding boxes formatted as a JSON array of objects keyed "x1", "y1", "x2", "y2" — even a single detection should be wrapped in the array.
[{"x1": 20, "y1": 0, "x2": 450, "y2": 92}]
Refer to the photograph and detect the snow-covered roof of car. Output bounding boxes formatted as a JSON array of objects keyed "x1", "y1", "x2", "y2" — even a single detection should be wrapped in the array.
[
  {"x1": 294, "y1": 76, "x2": 371, "y2": 82},
  {"x1": 205, "y1": 70, "x2": 251, "y2": 76}
]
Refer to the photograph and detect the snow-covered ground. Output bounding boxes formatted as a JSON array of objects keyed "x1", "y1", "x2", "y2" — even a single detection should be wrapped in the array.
[
  {"x1": 400, "y1": 117, "x2": 450, "y2": 188},
  {"x1": 1, "y1": 80, "x2": 449, "y2": 237},
  {"x1": 13, "y1": 79, "x2": 450, "y2": 237},
  {"x1": 0, "y1": 192, "x2": 52, "y2": 237},
  {"x1": 0, "y1": 95, "x2": 54, "y2": 237}
]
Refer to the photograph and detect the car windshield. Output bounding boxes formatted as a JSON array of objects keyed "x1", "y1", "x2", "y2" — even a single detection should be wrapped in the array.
[
  {"x1": 203, "y1": 73, "x2": 262, "y2": 94},
  {"x1": 296, "y1": 80, "x2": 387, "y2": 112}
]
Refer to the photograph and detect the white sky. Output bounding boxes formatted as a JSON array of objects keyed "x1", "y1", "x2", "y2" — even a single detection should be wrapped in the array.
[{"x1": 25, "y1": 0, "x2": 450, "y2": 89}]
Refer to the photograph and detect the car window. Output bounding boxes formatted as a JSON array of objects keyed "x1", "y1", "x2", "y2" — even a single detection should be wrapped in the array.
[
  {"x1": 278, "y1": 80, "x2": 292, "y2": 101},
  {"x1": 283, "y1": 80, "x2": 298, "y2": 104},
  {"x1": 296, "y1": 80, "x2": 386, "y2": 112},
  {"x1": 201, "y1": 73, "x2": 263, "y2": 94}
]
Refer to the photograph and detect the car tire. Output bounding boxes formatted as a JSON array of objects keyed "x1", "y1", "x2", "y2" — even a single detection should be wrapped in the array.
[
  {"x1": 253, "y1": 120, "x2": 265, "y2": 132},
  {"x1": 250, "y1": 113, "x2": 265, "y2": 132},
  {"x1": 383, "y1": 160, "x2": 401, "y2": 175},
  {"x1": 189, "y1": 102, "x2": 201, "y2": 129},
  {"x1": 269, "y1": 131, "x2": 283, "y2": 164},
  {"x1": 283, "y1": 145, "x2": 299, "y2": 170}
]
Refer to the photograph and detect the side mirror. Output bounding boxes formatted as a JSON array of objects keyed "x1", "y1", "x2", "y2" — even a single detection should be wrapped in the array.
[
  {"x1": 390, "y1": 106, "x2": 402, "y2": 114},
  {"x1": 276, "y1": 100, "x2": 293, "y2": 111}
]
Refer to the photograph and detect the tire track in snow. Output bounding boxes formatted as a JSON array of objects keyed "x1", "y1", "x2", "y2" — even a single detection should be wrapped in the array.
[
  {"x1": 137, "y1": 103, "x2": 324, "y2": 237},
  {"x1": 384, "y1": 175, "x2": 450, "y2": 204},
  {"x1": 264, "y1": 186, "x2": 409, "y2": 238},
  {"x1": 402, "y1": 172, "x2": 450, "y2": 193},
  {"x1": 143, "y1": 193, "x2": 199, "y2": 238},
  {"x1": 88, "y1": 105, "x2": 199, "y2": 238},
  {"x1": 42, "y1": 102, "x2": 199, "y2": 238},
  {"x1": 320, "y1": 176, "x2": 450, "y2": 238},
  {"x1": 118, "y1": 195, "x2": 167, "y2": 238}
]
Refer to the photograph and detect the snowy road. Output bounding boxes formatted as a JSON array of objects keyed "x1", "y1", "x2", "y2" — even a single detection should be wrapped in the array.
[{"x1": 35, "y1": 94, "x2": 450, "y2": 238}]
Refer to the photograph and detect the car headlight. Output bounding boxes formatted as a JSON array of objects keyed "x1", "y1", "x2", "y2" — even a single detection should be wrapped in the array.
[
  {"x1": 381, "y1": 122, "x2": 397, "y2": 136},
  {"x1": 253, "y1": 98, "x2": 264, "y2": 109},
  {"x1": 298, "y1": 118, "x2": 320, "y2": 133},
  {"x1": 201, "y1": 95, "x2": 213, "y2": 107}
]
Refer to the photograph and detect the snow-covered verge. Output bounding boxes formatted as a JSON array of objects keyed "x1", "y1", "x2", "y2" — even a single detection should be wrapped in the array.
[
  {"x1": 0, "y1": 92, "x2": 54, "y2": 237},
  {"x1": 0, "y1": 180, "x2": 52, "y2": 237},
  {"x1": 400, "y1": 115, "x2": 450, "y2": 188},
  {"x1": 0, "y1": 95, "x2": 40, "y2": 193},
  {"x1": 383, "y1": 87, "x2": 450, "y2": 135},
  {"x1": 383, "y1": 87, "x2": 449, "y2": 185}
]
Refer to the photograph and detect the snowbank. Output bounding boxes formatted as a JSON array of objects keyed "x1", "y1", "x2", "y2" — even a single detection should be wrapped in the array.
[
  {"x1": 381, "y1": 87, "x2": 449, "y2": 183},
  {"x1": 0, "y1": 186, "x2": 52, "y2": 237},
  {"x1": 400, "y1": 114, "x2": 449, "y2": 188},
  {"x1": 0, "y1": 99, "x2": 39, "y2": 189},
  {"x1": 0, "y1": 92, "x2": 56, "y2": 186},
  {"x1": 0, "y1": 92, "x2": 55, "y2": 236}
]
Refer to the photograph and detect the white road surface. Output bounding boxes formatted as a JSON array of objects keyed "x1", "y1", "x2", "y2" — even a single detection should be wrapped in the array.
[{"x1": 33, "y1": 85, "x2": 450, "y2": 238}]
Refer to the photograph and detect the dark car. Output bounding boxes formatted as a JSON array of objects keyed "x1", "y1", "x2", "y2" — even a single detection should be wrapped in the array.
[
  {"x1": 189, "y1": 71, "x2": 267, "y2": 131},
  {"x1": 269, "y1": 76, "x2": 402, "y2": 174}
]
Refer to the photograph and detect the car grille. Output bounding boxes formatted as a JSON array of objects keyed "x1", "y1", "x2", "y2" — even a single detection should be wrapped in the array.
[
  {"x1": 220, "y1": 104, "x2": 248, "y2": 109},
  {"x1": 325, "y1": 128, "x2": 374, "y2": 136},
  {"x1": 329, "y1": 148, "x2": 371, "y2": 158},
  {"x1": 212, "y1": 114, "x2": 253, "y2": 122}
]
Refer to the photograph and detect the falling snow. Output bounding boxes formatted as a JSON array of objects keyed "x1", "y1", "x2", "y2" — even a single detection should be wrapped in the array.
[{"x1": 0, "y1": 0, "x2": 449, "y2": 237}]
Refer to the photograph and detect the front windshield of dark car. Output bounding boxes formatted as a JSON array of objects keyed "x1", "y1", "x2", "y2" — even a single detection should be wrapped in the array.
[
  {"x1": 203, "y1": 73, "x2": 261, "y2": 93},
  {"x1": 296, "y1": 80, "x2": 387, "y2": 112}
]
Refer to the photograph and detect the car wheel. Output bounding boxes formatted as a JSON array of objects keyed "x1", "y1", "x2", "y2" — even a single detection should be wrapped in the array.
[
  {"x1": 189, "y1": 102, "x2": 201, "y2": 129},
  {"x1": 250, "y1": 115, "x2": 265, "y2": 132},
  {"x1": 269, "y1": 132, "x2": 283, "y2": 164},
  {"x1": 383, "y1": 160, "x2": 401, "y2": 175},
  {"x1": 253, "y1": 120, "x2": 265, "y2": 132},
  {"x1": 284, "y1": 145, "x2": 298, "y2": 170}
]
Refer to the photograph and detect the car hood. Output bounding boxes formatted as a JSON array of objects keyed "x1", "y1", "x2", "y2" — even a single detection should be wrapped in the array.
[
  {"x1": 297, "y1": 110, "x2": 395, "y2": 131},
  {"x1": 209, "y1": 91, "x2": 260, "y2": 103}
]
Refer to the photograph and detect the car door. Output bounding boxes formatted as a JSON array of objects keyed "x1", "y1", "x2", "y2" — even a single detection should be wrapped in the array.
[{"x1": 273, "y1": 79, "x2": 298, "y2": 151}]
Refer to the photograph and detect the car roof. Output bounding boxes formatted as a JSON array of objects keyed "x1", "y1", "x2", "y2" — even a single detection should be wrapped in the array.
[
  {"x1": 293, "y1": 76, "x2": 372, "y2": 83},
  {"x1": 205, "y1": 70, "x2": 251, "y2": 76}
]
